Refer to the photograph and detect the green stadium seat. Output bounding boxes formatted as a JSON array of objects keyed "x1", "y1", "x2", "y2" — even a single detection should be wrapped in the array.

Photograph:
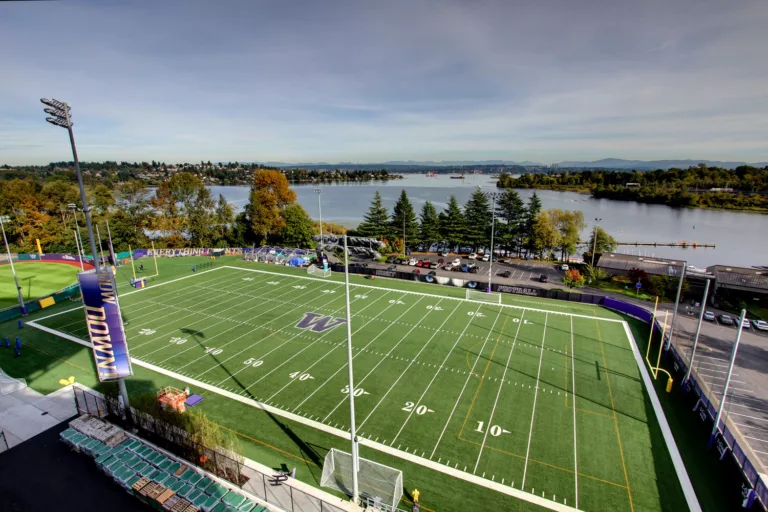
[
  {"x1": 191, "y1": 491, "x2": 209, "y2": 509},
  {"x1": 201, "y1": 495, "x2": 221, "y2": 511},
  {"x1": 238, "y1": 499, "x2": 256, "y2": 511},
  {"x1": 145, "y1": 468, "x2": 160, "y2": 480},
  {"x1": 206, "y1": 481, "x2": 228, "y2": 499},
  {"x1": 158, "y1": 458, "x2": 173, "y2": 471},
  {"x1": 196, "y1": 476, "x2": 213, "y2": 491},
  {"x1": 170, "y1": 479, "x2": 185, "y2": 493},
  {"x1": 95, "y1": 452, "x2": 113, "y2": 466},
  {"x1": 222, "y1": 490, "x2": 245, "y2": 508},
  {"x1": 166, "y1": 461, "x2": 181, "y2": 474},
  {"x1": 186, "y1": 471, "x2": 203, "y2": 487},
  {"x1": 178, "y1": 483, "x2": 195, "y2": 498},
  {"x1": 161, "y1": 475, "x2": 179, "y2": 488},
  {"x1": 151, "y1": 471, "x2": 169, "y2": 483},
  {"x1": 132, "y1": 461, "x2": 149, "y2": 474}
]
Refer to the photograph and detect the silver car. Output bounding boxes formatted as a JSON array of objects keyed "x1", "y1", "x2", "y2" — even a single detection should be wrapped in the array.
[
  {"x1": 703, "y1": 311, "x2": 715, "y2": 322},
  {"x1": 754, "y1": 320, "x2": 768, "y2": 332}
]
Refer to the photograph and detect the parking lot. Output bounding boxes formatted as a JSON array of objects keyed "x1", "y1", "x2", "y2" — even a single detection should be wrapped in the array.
[{"x1": 670, "y1": 306, "x2": 768, "y2": 470}]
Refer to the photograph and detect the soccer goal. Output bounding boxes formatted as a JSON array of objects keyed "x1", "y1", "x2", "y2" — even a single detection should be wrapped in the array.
[
  {"x1": 308, "y1": 264, "x2": 332, "y2": 278},
  {"x1": 321, "y1": 448, "x2": 403, "y2": 510},
  {"x1": 466, "y1": 288, "x2": 502, "y2": 304},
  {"x1": 0, "y1": 368, "x2": 27, "y2": 396}
]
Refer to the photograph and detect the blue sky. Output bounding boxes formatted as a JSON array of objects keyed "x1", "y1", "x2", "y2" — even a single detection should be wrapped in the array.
[{"x1": 1, "y1": 0, "x2": 767, "y2": 165}]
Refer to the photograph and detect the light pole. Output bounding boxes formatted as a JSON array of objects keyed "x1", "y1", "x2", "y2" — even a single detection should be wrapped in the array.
[
  {"x1": 43, "y1": 98, "x2": 131, "y2": 411},
  {"x1": 590, "y1": 217, "x2": 603, "y2": 267},
  {"x1": 684, "y1": 277, "x2": 712, "y2": 385},
  {"x1": 483, "y1": 192, "x2": 501, "y2": 293},
  {"x1": 0, "y1": 215, "x2": 26, "y2": 314},
  {"x1": 709, "y1": 309, "x2": 747, "y2": 448},
  {"x1": 313, "y1": 187, "x2": 323, "y2": 248},
  {"x1": 68, "y1": 203, "x2": 85, "y2": 270},
  {"x1": 342, "y1": 235, "x2": 360, "y2": 504}
]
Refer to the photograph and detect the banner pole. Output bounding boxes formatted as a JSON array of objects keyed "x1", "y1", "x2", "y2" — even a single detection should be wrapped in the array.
[
  {"x1": 710, "y1": 309, "x2": 747, "y2": 447},
  {"x1": 152, "y1": 241, "x2": 159, "y2": 276},
  {"x1": 74, "y1": 229, "x2": 84, "y2": 271},
  {"x1": 684, "y1": 279, "x2": 711, "y2": 384},
  {"x1": 128, "y1": 245, "x2": 136, "y2": 280},
  {"x1": 655, "y1": 311, "x2": 669, "y2": 379},
  {"x1": 646, "y1": 296, "x2": 659, "y2": 362}
]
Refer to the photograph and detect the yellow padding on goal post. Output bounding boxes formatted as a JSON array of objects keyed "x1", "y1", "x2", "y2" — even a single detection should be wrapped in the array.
[{"x1": 39, "y1": 296, "x2": 56, "y2": 308}]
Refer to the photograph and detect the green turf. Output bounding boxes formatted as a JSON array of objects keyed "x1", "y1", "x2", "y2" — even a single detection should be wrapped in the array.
[
  {"x1": 0, "y1": 262, "x2": 81, "y2": 308},
  {"x1": 26, "y1": 260, "x2": 688, "y2": 511}
]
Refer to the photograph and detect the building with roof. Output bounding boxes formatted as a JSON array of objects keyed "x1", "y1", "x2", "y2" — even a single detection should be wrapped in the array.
[
  {"x1": 596, "y1": 253, "x2": 685, "y2": 277},
  {"x1": 707, "y1": 265, "x2": 768, "y2": 304}
]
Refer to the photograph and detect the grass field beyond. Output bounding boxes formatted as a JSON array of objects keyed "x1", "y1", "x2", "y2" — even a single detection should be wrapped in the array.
[
  {"x1": 0, "y1": 262, "x2": 81, "y2": 308},
  {"x1": 32, "y1": 262, "x2": 686, "y2": 512}
]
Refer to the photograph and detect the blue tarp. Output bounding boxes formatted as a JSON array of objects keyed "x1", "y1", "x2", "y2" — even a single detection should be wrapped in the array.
[{"x1": 289, "y1": 257, "x2": 306, "y2": 267}]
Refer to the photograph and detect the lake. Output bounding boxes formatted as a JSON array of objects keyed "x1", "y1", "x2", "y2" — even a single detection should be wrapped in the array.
[{"x1": 207, "y1": 174, "x2": 766, "y2": 269}]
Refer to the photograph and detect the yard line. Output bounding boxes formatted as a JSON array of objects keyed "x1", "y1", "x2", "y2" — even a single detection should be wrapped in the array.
[
  {"x1": 291, "y1": 294, "x2": 425, "y2": 411},
  {"x1": 521, "y1": 313, "x2": 548, "y2": 490},
  {"x1": 570, "y1": 316, "x2": 579, "y2": 509},
  {"x1": 130, "y1": 273, "x2": 310, "y2": 352},
  {"x1": 222, "y1": 290, "x2": 390, "y2": 389},
  {"x1": 732, "y1": 422, "x2": 768, "y2": 433},
  {"x1": 359, "y1": 301, "x2": 464, "y2": 431},
  {"x1": 390, "y1": 303, "x2": 483, "y2": 445},
  {"x1": 264, "y1": 292, "x2": 409, "y2": 403},
  {"x1": 473, "y1": 311, "x2": 524, "y2": 473},
  {"x1": 322, "y1": 297, "x2": 442, "y2": 423},
  {"x1": 430, "y1": 307, "x2": 504, "y2": 458},
  {"x1": 148, "y1": 278, "x2": 335, "y2": 362},
  {"x1": 742, "y1": 435, "x2": 768, "y2": 444}
]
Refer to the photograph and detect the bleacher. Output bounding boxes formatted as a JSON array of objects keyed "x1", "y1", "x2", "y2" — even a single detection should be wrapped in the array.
[{"x1": 60, "y1": 415, "x2": 269, "y2": 512}]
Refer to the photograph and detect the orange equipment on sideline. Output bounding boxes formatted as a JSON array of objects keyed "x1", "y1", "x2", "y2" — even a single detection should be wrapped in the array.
[{"x1": 157, "y1": 386, "x2": 189, "y2": 413}]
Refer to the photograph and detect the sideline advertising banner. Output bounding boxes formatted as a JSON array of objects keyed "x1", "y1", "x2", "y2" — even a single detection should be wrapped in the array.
[{"x1": 78, "y1": 269, "x2": 133, "y2": 381}]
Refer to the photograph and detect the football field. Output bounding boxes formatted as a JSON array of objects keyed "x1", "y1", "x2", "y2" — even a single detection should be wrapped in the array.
[{"x1": 31, "y1": 264, "x2": 684, "y2": 512}]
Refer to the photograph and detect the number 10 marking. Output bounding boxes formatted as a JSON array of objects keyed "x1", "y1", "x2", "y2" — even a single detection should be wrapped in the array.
[{"x1": 475, "y1": 421, "x2": 510, "y2": 437}]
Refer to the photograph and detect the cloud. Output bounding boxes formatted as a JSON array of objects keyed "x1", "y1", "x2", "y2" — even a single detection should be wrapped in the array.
[{"x1": 0, "y1": 0, "x2": 767, "y2": 164}]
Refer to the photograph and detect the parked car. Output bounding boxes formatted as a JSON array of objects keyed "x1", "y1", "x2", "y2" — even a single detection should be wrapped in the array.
[
  {"x1": 468, "y1": 253, "x2": 477, "y2": 260},
  {"x1": 703, "y1": 311, "x2": 716, "y2": 322},
  {"x1": 387, "y1": 264, "x2": 396, "y2": 271},
  {"x1": 560, "y1": 264, "x2": 569, "y2": 271},
  {"x1": 427, "y1": 261, "x2": 439, "y2": 269},
  {"x1": 408, "y1": 258, "x2": 417, "y2": 266},
  {"x1": 754, "y1": 320, "x2": 768, "y2": 331},
  {"x1": 452, "y1": 258, "x2": 461, "y2": 266},
  {"x1": 539, "y1": 274, "x2": 549, "y2": 283},
  {"x1": 386, "y1": 256, "x2": 397, "y2": 264},
  {"x1": 719, "y1": 314, "x2": 734, "y2": 325},
  {"x1": 437, "y1": 258, "x2": 445, "y2": 265},
  {"x1": 468, "y1": 264, "x2": 479, "y2": 274},
  {"x1": 481, "y1": 254, "x2": 490, "y2": 262},
  {"x1": 501, "y1": 270, "x2": 512, "y2": 278},
  {"x1": 415, "y1": 260, "x2": 428, "y2": 267},
  {"x1": 444, "y1": 264, "x2": 454, "y2": 271},
  {"x1": 439, "y1": 251, "x2": 449, "y2": 257},
  {"x1": 461, "y1": 264, "x2": 470, "y2": 273},
  {"x1": 451, "y1": 265, "x2": 464, "y2": 272},
  {"x1": 736, "y1": 318, "x2": 752, "y2": 329}
]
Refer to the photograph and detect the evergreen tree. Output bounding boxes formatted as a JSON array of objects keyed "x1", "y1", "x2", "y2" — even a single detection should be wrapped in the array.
[
  {"x1": 419, "y1": 201, "x2": 441, "y2": 248},
  {"x1": 440, "y1": 195, "x2": 465, "y2": 248},
  {"x1": 463, "y1": 189, "x2": 492, "y2": 250},
  {"x1": 496, "y1": 189, "x2": 525, "y2": 256},
  {"x1": 357, "y1": 191, "x2": 390, "y2": 239},
  {"x1": 277, "y1": 204, "x2": 315, "y2": 247},
  {"x1": 524, "y1": 192, "x2": 543, "y2": 257},
  {"x1": 390, "y1": 190, "x2": 419, "y2": 247}
]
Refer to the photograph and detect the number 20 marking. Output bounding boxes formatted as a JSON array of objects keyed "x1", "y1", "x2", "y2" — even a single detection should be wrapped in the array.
[{"x1": 402, "y1": 402, "x2": 434, "y2": 415}]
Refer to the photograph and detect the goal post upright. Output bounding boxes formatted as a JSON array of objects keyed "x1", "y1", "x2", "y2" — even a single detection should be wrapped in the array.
[{"x1": 343, "y1": 235, "x2": 360, "y2": 504}]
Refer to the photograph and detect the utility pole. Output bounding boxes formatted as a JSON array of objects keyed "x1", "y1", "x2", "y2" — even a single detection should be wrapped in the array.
[
  {"x1": 313, "y1": 187, "x2": 323, "y2": 248},
  {"x1": 0, "y1": 215, "x2": 26, "y2": 314},
  {"x1": 590, "y1": 217, "x2": 602, "y2": 267}
]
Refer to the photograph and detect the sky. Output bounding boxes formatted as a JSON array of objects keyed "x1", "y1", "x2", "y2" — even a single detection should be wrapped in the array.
[{"x1": 1, "y1": 0, "x2": 767, "y2": 165}]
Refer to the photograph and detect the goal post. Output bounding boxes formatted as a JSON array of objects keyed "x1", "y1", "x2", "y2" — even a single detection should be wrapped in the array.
[
  {"x1": 0, "y1": 367, "x2": 27, "y2": 396},
  {"x1": 466, "y1": 288, "x2": 502, "y2": 304},
  {"x1": 308, "y1": 264, "x2": 332, "y2": 278},
  {"x1": 321, "y1": 448, "x2": 403, "y2": 510}
]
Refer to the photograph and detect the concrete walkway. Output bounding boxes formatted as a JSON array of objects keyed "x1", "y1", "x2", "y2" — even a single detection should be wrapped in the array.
[{"x1": 0, "y1": 384, "x2": 78, "y2": 449}]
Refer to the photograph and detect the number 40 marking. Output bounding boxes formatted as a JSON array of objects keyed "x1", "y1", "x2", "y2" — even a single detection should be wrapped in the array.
[{"x1": 475, "y1": 421, "x2": 510, "y2": 437}]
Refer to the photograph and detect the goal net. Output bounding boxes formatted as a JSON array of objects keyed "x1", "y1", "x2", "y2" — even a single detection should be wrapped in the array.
[
  {"x1": 308, "y1": 264, "x2": 331, "y2": 278},
  {"x1": 466, "y1": 288, "x2": 502, "y2": 304},
  {"x1": 0, "y1": 367, "x2": 27, "y2": 396},
  {"x1": 321, "y1": 448, "x2": 403, "y2": 510}
]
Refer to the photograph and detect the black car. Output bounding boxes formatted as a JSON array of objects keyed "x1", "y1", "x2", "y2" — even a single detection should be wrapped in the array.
[
  {"x1": 539, "y1": 274, "x2": 549, "y2": 283},
  {"x1": 501, "y1": 270, "x2": 512, "y2": 278},
  {"x1": 387, "y1": 264, "x2": 396, "y2": 271},
  {"x1": 427, "y1": 271, "x2": 437, "y2": 277}
]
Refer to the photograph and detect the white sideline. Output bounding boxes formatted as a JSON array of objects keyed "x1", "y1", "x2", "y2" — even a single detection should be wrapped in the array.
[
  {"x1": 570, "y1": 316, "x2": 579, "y2": 509},
  {"x1": 29, "y1": 321, "x2": 579, "y2": 512},
  {"x1": 621, "y1": 322, "x2": 701, "y2": 512},
  {"x1": 221, "y1": 265, "x2": 624, "y2": 323}
]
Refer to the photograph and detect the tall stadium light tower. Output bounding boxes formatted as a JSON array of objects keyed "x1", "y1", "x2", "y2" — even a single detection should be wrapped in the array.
[
  {"x1": 483, "y1": 192, "x2": 502, "y2": 293},
  {"x1": 68, "y1": 203, "x2": 85, "y2": 270},
  {"x1": 42, "y1": 98, "x2": 131, "y2": 411},
  {"x1": 591, "y1": 218, "x2": 603, "y2": 267},
  {"x1": 313, "y1": 187, "x2": 323, "y2": 248},
  {"x1": 0, "y1": 215, "x2": 26, "y2": 314}
]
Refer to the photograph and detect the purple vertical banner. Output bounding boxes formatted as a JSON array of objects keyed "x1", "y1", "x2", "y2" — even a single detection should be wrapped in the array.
[{"x1": 78, "y1": 270, "x2": 133, "y2": 381}]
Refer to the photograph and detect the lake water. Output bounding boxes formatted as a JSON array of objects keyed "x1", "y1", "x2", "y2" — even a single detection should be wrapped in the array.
[{"x1": 208, "y1": 174, "x2": 766, "y2": 269}]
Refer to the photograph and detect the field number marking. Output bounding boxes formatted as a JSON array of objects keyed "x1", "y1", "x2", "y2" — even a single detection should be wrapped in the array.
[
  {"x1": 289, "y1": 372, "x2": 314, "y2": 381},
  {"x1": 292, "y1": 285, "x2": 307, "y2": 289},
  {"x1": 321, "y1": 289, "x2": 337, "y2": 294},
  {"x1": 267, "y1": 281, "x2": 280, "y2": 285},
  {"x1": 426, "y1": 305, "x2": 443, "y2": 311},
  {"x1": 139, "y1": 329, "x2": 156, "y2": 335},
  {"x1": 389, "y1": 300, "x2": 405, "y2": 305},
  {"x1": 242, "y1": 277, "x2": 254, "y2": 281},
  {"x1": 354, "y1": 294, "x2": 368, "y2": 299},
  {"x1": 204, "y1": 347, "x2": 223, "y2": 356},
  {"x1": 243, "y1": 358, "x2": 263, "y2": 368},
  {"x1": 402, "y1": 401, "x2": 434, "y2": 415},
  {"x1": 169, "y1": 337, "x2": 187, "y2": 345},
  {"x1": 475, "y1": 421, "x2": 510, "y2": 437},
  {"x1": 467, "y1": 312, "x2": 485, "y2": 318},
  {"x1": 341, "y1": 385, "x2": 369, "y2": 397}
]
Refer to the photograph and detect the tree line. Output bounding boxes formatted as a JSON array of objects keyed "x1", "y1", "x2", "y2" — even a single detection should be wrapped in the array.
[
  {"x1": 497, "y1": 165, "x2": 768, "y2": 211},
  {"x1": 352, "y1": 189, "x2": 615, "y2": 261}
]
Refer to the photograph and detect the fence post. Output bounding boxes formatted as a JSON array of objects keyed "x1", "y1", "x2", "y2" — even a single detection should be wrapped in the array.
[{"x1": 290, "y1": 485, "x2": 295, "y2": 512}]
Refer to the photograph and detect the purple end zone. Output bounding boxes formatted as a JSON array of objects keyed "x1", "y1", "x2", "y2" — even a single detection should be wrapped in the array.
[{"x1": 185, "y1": 394, "x2": 204, "y2": 407}]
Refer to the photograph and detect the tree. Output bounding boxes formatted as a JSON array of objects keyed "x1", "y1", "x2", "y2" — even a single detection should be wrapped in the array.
[
  {"x1": 276, "y1": 204, "x2": 315, "y2": 247},
  {"x1": 247, "y1": 169, "x2": 297, "y2": 241},
  {"x1": 496, "y1": 189, "x2": 526, "y2": 256},
  {"x1": 587, "y1": 226, "x2": 618, "y2": 256},
  {"x1": 563, "y1": 268, "x2": 586, "y2": 288},
  {"x1": 531, "y1": 210, "x2": 559, "y2": 259},
  {"x1": 524, "y1": 192, "x2": 542, "y2": 257},
  {"x1": 550, "y1": 209, "x2": 585, "y2": 262},
  {"x1": 463, "y1": 189, "x2": 492, "y2": 250},
  {"x1": 357, "y1": 191, "x2": 390, "y2": 239},
  {"x1": 440, "y1": 195, "x2": 466, "y2": 248},
  {"x1": 213, "y1": 194, "x2": 234, "y2": 245},
  {"x1": 187, "y1": 187, "x2": 216, "y2": 247},
  {"x1": 419, "y1": 201, "x2": 440, "y2": 248},
  {"x1": 390, "y1": 190, "x2": 419, "y2": 248}
]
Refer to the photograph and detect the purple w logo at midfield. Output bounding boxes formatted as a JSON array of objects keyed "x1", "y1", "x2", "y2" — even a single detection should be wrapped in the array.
[{"x1": 296, "y1": 312, "x2": 347, "y2": 332}]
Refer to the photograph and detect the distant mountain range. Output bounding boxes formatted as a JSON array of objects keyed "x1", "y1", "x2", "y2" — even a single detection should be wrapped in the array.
[
  {"x1": 254, "y1": 160, "x2": 541, "y2": 167},
  {"x1": 556, "y1": 158, "x2": 765, "y2": 170}
]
